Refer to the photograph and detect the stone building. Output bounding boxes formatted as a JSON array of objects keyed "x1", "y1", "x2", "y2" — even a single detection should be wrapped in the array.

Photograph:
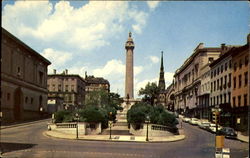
[
  {"x1": 164, "y1": 83, "x2": 175, "y2": 111},
  {"x1": 47, "y1": 70, "x2": 86, "y2": 111},
  {"x1": 85, "y1": 74, "x2": 110, "y2": 93},
  {"x1": 173, "y1": 43, "x2": 222, "y2": 117},
  {"x1": 198, "y1": 63, "x2": 211, "y2": 120},
  {"x1": 1, "y1": 28, "x2": 51, "y2": 123},
  {"x1": 209, "y1": 44, "x2": 238, "y2": 125},
  {"x1": 231, "y1": 35, "x2": 249, "y2": 132},
  {"x1": 47, "y1": 96, "x2": 64, "y2": 114}
]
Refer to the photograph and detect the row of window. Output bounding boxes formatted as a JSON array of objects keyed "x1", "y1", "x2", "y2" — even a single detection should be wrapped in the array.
[
  {"x1": 210, "y1": 92, "x2": 231, "y2": 106},
  {"x1": 233, "y1": 56, "x2": 249, "y2": 72},
  {"x1": 211, "y1": 60, "x2": 231, "y2": 78},
  {"x1": 211, "y1": 73, "x2": 232, "y2": 92},
  {"x1": 233, "y1": 72, "x2": 248, "y2": 89},
  {"x1": 232, "y1": 94, "x2": 248, "y2": 107}
]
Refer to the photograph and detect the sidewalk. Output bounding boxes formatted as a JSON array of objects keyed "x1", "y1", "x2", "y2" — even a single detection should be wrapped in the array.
[
  {"x1": 237, "y1": 131, "x2": 249, "y2": 143},
  {"x1": 0, "y1": 118, "x2": 50, "y2": 130},
  {"x1": 44, "y1": 130, "x2": 185, "y2": 143}
]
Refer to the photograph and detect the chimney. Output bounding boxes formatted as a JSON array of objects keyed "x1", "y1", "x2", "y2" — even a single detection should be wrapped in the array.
[
  {"x1": 221, "y1": 43, "x2": 226, "y2": 53},
  {"x1": 53, "y1": 69, "x2": 56, "y2": 74},
  {"x1": 65, "y1": 69, "x2": 68, "y2": 75}
]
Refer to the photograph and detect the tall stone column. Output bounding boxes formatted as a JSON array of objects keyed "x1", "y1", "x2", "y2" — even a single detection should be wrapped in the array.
[{"x1": 125, "y1": 32, "x2": 134, "y2": 99}]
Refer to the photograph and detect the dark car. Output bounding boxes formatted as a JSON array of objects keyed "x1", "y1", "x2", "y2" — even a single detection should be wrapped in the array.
[{"x1": 219, "y1": 127, "x2": 237, "y2": 139}]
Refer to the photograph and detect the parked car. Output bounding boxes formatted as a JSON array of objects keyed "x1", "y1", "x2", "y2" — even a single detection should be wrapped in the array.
[
  {"x1": 219, "y1": 127, "x2": 237, "y2": 139},
  {"x1": 183, "y1": 117, "x2": 191, "y2": 123},
  {"x1": 207, "y1": 123, "x2": 222, "y2": 133},
  {"x1": 198, "y1": 121, "x2": 210, "y2": 129},
  {"x1": 189, "y1": 118, "x2": 199, "y2": 125}
]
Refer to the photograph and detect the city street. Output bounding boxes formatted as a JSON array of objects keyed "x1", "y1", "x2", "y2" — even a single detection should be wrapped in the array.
[{"x1": 1, "y1": 120, "x2": 248, "y2": 158}]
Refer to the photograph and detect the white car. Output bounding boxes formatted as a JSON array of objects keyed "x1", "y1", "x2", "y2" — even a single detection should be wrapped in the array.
[
  {"x1": 208, "y1": 123, "x2": 222, "y2": 133},
  {"x1": 198, "y1": 121, "x2": 210, "y2": 129},
  {"x1": 189, "y1": 118, "x2": 199, "y2": 125},
  {"x1": 183, "y1": 117, "x2": 191, "y2": 123}
]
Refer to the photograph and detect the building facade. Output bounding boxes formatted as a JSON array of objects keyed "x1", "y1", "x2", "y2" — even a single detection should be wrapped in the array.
[
  {"x1": 1, "y1": 28, "x2": 51, "y2": 123},
  {"x1": 173, "y1": 43, "x2": 222, "y2": 117},
  {"x1": 209, "y1": 45, "x2": 237, "y2": 126},
  {"x1": 198, "y1": 63, "x2": 211, "y2": 120},
  {"x1": 231, "y1": 36, "x2": 249, "y2": 132},
  {"x1": 47, "y1": 70, "x2": 86, "y2": 111},
  {"x1": 47, "y1": 96, "x2": 64, "y2": 114}
]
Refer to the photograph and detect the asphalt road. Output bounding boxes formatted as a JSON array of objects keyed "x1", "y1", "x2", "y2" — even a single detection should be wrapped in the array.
[{"x1": 1, "y1": 120, "x2": 248, "y2": 158}]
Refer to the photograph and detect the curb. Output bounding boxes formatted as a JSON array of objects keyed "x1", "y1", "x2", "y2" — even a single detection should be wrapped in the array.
[
  {"x1": 1, "y1": 118, "x2": 50, "y2": 130},
  {"x1": 43, "y1": 131, "x2": 186, "y2": 143}
]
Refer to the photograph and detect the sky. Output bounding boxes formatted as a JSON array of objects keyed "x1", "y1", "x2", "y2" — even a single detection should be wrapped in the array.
[{"x1": 2, "y1": 1, "x2": 249, "y2": 98}]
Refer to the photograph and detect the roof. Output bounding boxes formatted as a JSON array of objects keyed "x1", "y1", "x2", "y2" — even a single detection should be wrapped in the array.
[
  {"x1": 2, "y1": 27, "x2": 51, "y2": 65},
  {"x1": 48, "y1": 74, "x2": 86, "y2": 83},
  {"x1": 85, "y1": 75, "x2": 110, "y2": 85},
  {"x1": 174, "y1": 45, "x2": 221, "y2": 76}
]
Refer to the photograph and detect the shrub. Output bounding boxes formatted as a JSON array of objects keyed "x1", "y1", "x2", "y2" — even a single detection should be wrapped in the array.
[{"x1": 54, "y1": 110, "x2": 72, "y2": 123}]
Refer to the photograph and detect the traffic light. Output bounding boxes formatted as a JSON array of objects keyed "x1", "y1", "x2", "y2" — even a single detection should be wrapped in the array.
[{"x1": 212, "y1": 112, "x2": 219, "y2": 123}]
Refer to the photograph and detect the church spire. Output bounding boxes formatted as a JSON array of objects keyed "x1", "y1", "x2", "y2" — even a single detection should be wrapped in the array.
[{"x1": 158, "y1": 51, "x2": 165, "y2": 91}]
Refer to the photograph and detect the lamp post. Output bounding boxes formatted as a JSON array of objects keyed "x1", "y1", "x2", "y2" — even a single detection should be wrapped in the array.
[
  {"x1": 145, "y1": 115, "x2": 150, "y2": 141},
  {"x1": 109, "y1": 112, "x2": 113, "y2": 139},
  {"x1": 75, "y1": 113, "x2": 79, "y2": 139}
]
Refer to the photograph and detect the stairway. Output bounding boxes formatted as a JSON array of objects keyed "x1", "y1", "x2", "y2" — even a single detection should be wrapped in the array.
[{"x1": 101, "y1": 108, "x2": 131, "y2": 135}]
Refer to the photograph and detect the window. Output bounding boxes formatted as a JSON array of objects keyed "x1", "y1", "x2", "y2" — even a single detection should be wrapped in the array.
[
  {"x1": 220, "y1": 95, "x2": 222, "y2": 104},
  {"x1": 211, "y1": 71, "x2": 213, "y2": 78},
  {"x1": 224, "y1": 94, "x2": 226, "y2": 103},
  {"x1": 52, "y1": 85, "x2": 55, "y2": 91},
  {"x1": 65, "y1": 85, "x2": 68, "y2": 92},
  {"x1": 7, "y1": 93, "x2": 10, "y2": 101},
  {"x1": 245, "y1": 55, "x2": 249, "y2": 65},
  {"x1": 233, "y1": 77, "x2": 236, "y2": 89},
  {"x1": 217, "y1": 96, "x2": 219, "y2": 105},
  {"x1": 25, "y1": 97, "x2": 28, "y2": 103},
  {"x1": 228, "y1": 73, "x2": 231, "y2": 88},
  {"x1": 213, "y1": 97, "x2": 216, "y2": 105},
  {"x1": 58, "y1": 84, "x2": 61, "y2": 92},
  {"x1": 228, "y1": 92, "x2": 231, "y2": 103},
  {"x1": 214, "y1": 70, "x2": 216, "y2": 77},
  {"x1": 229, "y1": 60, "x2": 232, "y2": 68},
  {"x1": 39, "y1": 71, "x2": 44, "y2": 85},
  {"x1": 220, "y1": 77, "x2": 223, "y2": 90},
  {"x1": 240, "y1": 59, "x2": 243, "y2": 69},
  {"x1": 214, "y1": 81, "x2": 216, "y2": 91},
  {"x1": 209, "y1": 57, "x2": 214, "y2": 63},
  {"x1": 217, "y1": 67, "x2": 220, "y2": 75},
  {"x1": 245, "y1": 72, "x2": 248, "y2": 86},
  {"x1": 233, "y1": 97, "x2": 236, "y2": 107},
  {"x1": 221, "y1": 65, "x2": 223, "y2": 73},
  {"x1": 239, "y1": 75, "x2": 242, "y2": 88},
  {"x1": 224, "y1": 75, "x2": 227, "y2": 89},
  {"x1": 31, "y1": 97, "x2": 33, "y2": 104},
  {"x1": 71, "y1": 85, "x2": 74, "y2": 92},
  {"x1": 225, "y1": 62, "x2": 228, "y2": 71},
  {"x1": 234, "y1": 62, "x2": 237, "y2": 71},
  {"x1": 211, "y1": 82, "x2": 213, "y2": 92},
  {"x1": 244, "y1": 94, "x2": 247, "y2": 106},
  {"x1": 217, "y1": 79, "x2": 219, "y2": 90},
  {"x1": 238, "y1": 95, "x2": 241, "y2": 107},
  {"x1": 17, "y1": 66, "x2": 21, "y2": 76}
]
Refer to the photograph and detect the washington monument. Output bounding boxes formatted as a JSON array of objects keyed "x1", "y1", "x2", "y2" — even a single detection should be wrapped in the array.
[{"x1": 125, "y1": 32, "x2": 134, "y2": 99}]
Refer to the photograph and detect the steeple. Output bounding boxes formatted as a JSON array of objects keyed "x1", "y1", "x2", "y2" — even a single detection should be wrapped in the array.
[{"x1": 158, "y1": 51, "x2": 165, "y2": 91}]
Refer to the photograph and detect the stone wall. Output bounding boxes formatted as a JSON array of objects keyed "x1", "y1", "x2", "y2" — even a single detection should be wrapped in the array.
[{"x1": 129, "y1": 123, "x2": 175, "y2": 137}]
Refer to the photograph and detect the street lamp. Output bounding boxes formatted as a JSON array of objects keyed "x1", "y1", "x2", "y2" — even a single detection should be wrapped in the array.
[
  {"x1": 75, "y1": 113, "x2": 79, "y2": 139},
  {"x1": 145, "y1": 115, "x2": 150, "y2": 141},
  {"x1": 109, "y1": 112, "x2": 113, "y2": 139}
]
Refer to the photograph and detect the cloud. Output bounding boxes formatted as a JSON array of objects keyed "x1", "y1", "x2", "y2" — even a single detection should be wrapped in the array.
[
  {"x1": 2, "y1": 1, "x2": 150, "y2": 51},
  {"x1": 41, "y1": 48, "x2": 73, "y2": 73},
  {"x1": 147, "y1": 1, "x2": 160, "y2": 11},
  {"x1": 149, "y1": 56, "x2": 160, "y2": 63}
]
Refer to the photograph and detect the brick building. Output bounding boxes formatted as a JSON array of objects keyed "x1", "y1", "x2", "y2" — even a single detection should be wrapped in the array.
[{"x1": 47, "y1": 70, "x2": 86, "y2": 111}]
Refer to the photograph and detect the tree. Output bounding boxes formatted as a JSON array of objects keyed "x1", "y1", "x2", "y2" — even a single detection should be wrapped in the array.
[{"x1": 139, "y1": 82, "x2": 160, "y2": 106}]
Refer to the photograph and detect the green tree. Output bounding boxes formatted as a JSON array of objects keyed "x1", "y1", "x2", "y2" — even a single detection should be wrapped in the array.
[{"x1": 139, "y1": 82, "x2": 160, "y2": 106}]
